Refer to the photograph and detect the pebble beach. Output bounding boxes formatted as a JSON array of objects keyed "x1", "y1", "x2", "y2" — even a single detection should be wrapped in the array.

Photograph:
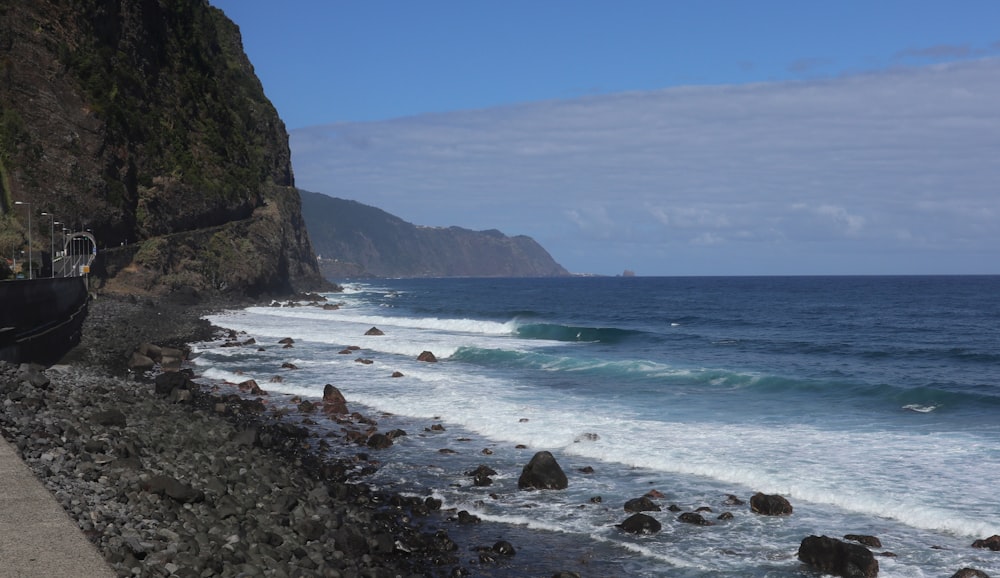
[{"x1": 0, "y1": 293, "x2": 594, "y2": 578}]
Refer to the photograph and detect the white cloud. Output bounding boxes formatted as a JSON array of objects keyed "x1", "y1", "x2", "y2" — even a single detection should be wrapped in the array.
[{"x1": 291, "y1": 58, "x2": 1000, "y2": 275}]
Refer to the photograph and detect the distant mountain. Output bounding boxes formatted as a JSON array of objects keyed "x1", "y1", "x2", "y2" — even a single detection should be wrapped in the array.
[{"x1": 300, "y1": 191, "x2": 569, "y2": 278}]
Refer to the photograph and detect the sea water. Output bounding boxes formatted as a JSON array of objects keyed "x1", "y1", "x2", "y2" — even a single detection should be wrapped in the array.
[{"x1": 192, "y1": 276, "x2": 1000, "y2": 577}]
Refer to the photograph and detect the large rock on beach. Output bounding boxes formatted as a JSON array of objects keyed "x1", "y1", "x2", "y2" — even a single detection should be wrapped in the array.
[
  {"x1": 750, "y1": 492, "x2": 793, "y2": 515},
  {"x1": 154, "y1": 371, "x2": 195, "y2": 397},
  {"x1": 322, "y1": 383, "x2": 349, "y2": 414},
  {"x1": 972, "y1": 535, "x2": 1000, "y2": 550},
  {"x1": 798, "y1": 535, "x2": 879, "y2": 578},
  {"x1": 518, "y1": 451, "x2": 568, "y2": 490},
  {"x1": 128, "y1": 351, "x2": 156, "y2": 372},
  {"x1": 678, "y1": 512, "x2": 714, "y2": 526},
  {"x1": 617, "y1": 513, "x2": 662, "y2": 534},
  {"x1": 624, "y1": 496, "x2": 661, "y2": 513}
]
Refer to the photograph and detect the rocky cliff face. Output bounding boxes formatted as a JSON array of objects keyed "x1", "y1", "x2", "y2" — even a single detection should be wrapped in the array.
[
  {"x1": 0, "y1": 0, "x2": 325, "y2": 297},
  {"x1": 300, "y1": 191, "x2": 569, "y2": 278}
]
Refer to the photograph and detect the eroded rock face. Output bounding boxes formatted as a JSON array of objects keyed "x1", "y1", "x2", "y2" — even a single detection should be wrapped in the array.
[
  {"x1": 797, "y1": 535, "x2": 879, "y2": 578},
  {"x1": 517, "y1": 451, "x2": 568, "y2": 490},
  {"x1": 0, "y1": 1, "x2": 327, "y2": 299}
]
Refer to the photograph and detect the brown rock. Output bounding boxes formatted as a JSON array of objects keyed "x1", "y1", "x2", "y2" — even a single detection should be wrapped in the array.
[
  {"x1": 973, "y1": 535, "x2": 1000, "y2": 551},
  {"x1": 624, "y1": 496, "x2": 661, "y2": 513},
  {"x1": 845, "y1": 535, "x2": 883, "y2": 548},
  {"x1": 750, "y1": 492, "x2": 793, "y2": 515},
  {"x1": 417, "y1": 351, "x2": 437, "y2": 362},
  {"x1": 127, "y1": 352, "x2": 156, "y2": 372},
  {"x1": 322, "y1": 384, "x2": 349, "y2": 414},
  {"x1": 950, "y1": 569, "x2": 990, "y2": 578},
  {"x1": 678, "y1": 512, "x2": 713, "y2": 526},
  {"x1": 365, "y1": 327, "x2": 384, "y2": 336}
]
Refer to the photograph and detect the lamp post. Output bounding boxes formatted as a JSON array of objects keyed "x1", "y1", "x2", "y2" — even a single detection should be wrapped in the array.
[
  {"x1": 40, "y1": 212, "x2": 57, "y2": 278},
  {"x1": 61, "y1": 228, "x2": 69, "y2": 277},
  {"x1": 14, "y1": 201, "x2": 31, "y2": 279}
]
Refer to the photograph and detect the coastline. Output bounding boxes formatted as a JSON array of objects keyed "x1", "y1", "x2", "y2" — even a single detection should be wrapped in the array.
[{"x1": 0, "y1": 292, "x2": 608, "y2": 577}]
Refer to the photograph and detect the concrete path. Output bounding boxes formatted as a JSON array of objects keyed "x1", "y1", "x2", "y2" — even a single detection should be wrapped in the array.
[{"x1": 0, "y1": 436, "x2": 115, "y2": 577}]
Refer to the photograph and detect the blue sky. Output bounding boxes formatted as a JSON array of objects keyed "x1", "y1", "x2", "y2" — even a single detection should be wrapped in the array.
[{"x1": 210, "y1": 1, "x2": 1000, "y2": 275}]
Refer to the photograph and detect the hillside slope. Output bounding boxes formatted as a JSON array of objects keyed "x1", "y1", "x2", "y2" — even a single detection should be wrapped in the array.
[
  {"x1": 0, "y1": 0, "x2": 326, "y2": 297},
  {"x1": 300, "y1": 191, "x2": 569, "y2": 278}
]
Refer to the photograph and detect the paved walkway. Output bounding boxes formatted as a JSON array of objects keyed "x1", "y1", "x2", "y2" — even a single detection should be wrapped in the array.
[{"x1": 0, "y1": 436, "x2": 115, "y2": 577}]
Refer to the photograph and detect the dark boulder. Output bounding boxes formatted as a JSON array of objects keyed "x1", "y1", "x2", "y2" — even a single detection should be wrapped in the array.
[
  {"x1": 797, "y1": 535, "x2": 879, "y2": 578},
  {"x1": 154, "y1": 371, "x2": 193, "y2": 397},
  {"x1": 678, "y1": 512, "x2": 713, "y2": 526},
  {"x1": 365, "y1": 327, "x2": 384, "y2": 336},
  {"x1": 518, "y1": 451, "x2": 568, "y2": 490},
  {"x1": 624, "y1": 496, "x2": 661, "y2": 513},
  {"x1": 950, "y1": 569, "x2": 990, "y2": 578},
  {"x1": 617, "y1": 513, "x2": 661, "y2": 535},
  {"x1": 237, "y1": 379, "x2": 265, "y2": 396},
  {"x1": 973, "y1": 535, "x2": 1000, "y2": 551},
  {"x1": 750, "y1": 492, "x2": 793, "y2": 515},
  {"x1": 417, "y1": 351, "x2": 438, "y2": 362},
  {"x1": 845, "y1": 534, "x2": 882, "y2": 548},
  {"x1": 366, "y1": 433, "x2": 392, "y2": 449}
]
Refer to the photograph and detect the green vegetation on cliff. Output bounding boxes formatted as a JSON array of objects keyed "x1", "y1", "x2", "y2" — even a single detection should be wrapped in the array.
[{"x1": 0, "y1": 0, "x2": 325, "y2": 296}]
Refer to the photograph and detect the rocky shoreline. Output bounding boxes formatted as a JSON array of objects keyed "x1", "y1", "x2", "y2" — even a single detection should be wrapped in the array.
[
  {"x1": 5, "y1": 293, "x2": 994, "y2": 578},
  {"x1": 0, "y1": 293, "x2": 592, "y2": 578}
]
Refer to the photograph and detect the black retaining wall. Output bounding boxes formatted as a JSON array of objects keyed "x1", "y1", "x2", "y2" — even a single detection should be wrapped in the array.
[{"x1": 0, "y1": 277, "x2": 89, "y2": 365}]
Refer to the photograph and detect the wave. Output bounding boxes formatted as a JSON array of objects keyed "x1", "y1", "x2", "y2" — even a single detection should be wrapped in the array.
[
  {"x1": 515, "y1": 322, "x2": 646, "y2": 343},
  {"x1": 218, "y1": 307, "x2": 517, "y2": 337}
]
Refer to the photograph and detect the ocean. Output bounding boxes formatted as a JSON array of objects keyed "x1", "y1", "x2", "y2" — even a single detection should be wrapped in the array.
[{"x1": 193, "y1": 276, "x2": 1000, "y2": 577}]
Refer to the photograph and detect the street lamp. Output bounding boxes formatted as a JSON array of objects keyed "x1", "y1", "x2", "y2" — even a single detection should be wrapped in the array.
[
  {"x1": 40, "y1": 212, "x2": 57, "y2": 278},
  {"x1": 13, "y1": 201, "x2": 31, "y2": 279}
]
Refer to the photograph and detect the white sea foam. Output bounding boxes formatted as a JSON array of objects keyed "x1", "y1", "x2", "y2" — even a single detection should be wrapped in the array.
[{"x1": 195, "y1": 285, "x2": 1000, "y2": 577}]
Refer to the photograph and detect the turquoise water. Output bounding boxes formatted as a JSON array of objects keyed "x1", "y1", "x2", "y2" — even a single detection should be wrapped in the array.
[{"x1": 194, "y1": 276, "x2": 1000, "y2": 577}]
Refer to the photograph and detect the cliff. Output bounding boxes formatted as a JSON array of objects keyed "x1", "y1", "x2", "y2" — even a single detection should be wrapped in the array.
[
  {"x1": 300, "y1": 191, "x2": 569, "y2": 278},
  {"x1": 0, "y1": 0, "x2": 326, "y2": 297}
]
